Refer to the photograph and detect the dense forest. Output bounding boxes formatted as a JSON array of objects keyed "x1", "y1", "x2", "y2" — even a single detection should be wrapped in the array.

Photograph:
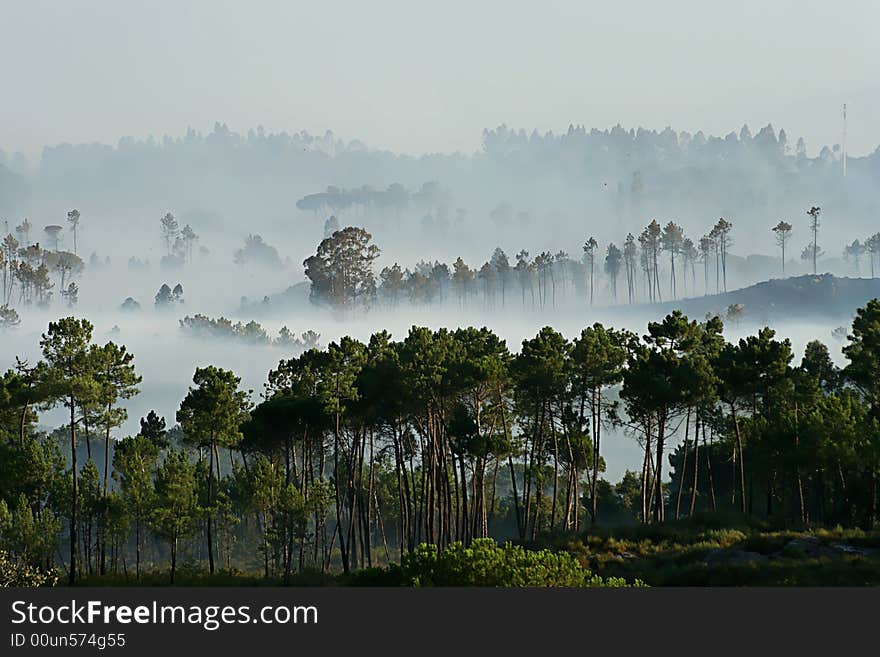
[{"x1": 3, "y1": 297, "x2": 880, "y2": 586}]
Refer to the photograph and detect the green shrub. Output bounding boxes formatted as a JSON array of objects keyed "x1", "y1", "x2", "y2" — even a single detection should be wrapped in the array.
[
  {"x1": 393, "y1": 539, "x2": 640, "y2": 587},
  {"x1": 0, "y1": 549, "x2": 58, "y2": 588}
]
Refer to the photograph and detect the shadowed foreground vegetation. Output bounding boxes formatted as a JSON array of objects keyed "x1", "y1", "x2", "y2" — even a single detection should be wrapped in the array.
[
  {"x1": 69, "y1": 538, "x2": 637, "y2": 588},
  {"x1": 66, "y1": 522, "x2": 880, "y2": 587},
  {"x1": 5, "y1": 299, "x2": 880, "y2": 587},
  {"x1": 543, "y1": 517, "x2": 880, "y2": 586}
]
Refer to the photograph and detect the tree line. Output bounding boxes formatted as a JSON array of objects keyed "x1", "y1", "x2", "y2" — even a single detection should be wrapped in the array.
[
  {"x1": 303, "y1": 207, "x2": 866, "y2": 312},
  {"x1": 3, "y1": 303, "x2": 880, "y2": 584}
]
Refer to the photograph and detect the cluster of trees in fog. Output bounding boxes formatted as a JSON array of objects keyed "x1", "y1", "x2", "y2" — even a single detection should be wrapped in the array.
[
  {"x1": 1, "y1": 213, "x2": 87, "y2": 325},
  {"x1": 300, "y1": 206, "x2": 880, "y2": 313},
  {"x1": 179, "y1": 314, "x2": 320, "y2": 351},
  {"x1": 4, "y1": 301, "x2": 880, "y2": 583}
]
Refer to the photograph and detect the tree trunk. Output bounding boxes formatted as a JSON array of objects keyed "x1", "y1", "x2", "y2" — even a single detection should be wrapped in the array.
[
  {"x1": 170, "y1": 536, "x2": 177, "y2": 584},
  {"x1": 135, "y1": 518, "x2": 141, "y2": 580},
  {"x1": 653, "y1": 412, "x2": 666, "y2": 523},
  {"x1": 69, "y1": 398, "x2": 78, "y2": 585},
  {"x1": 206, "y1": 435, "x2": 215, "y2": 575},
  {"x1": 675, "y1": 407, "x2": 691, "y2": 519},
  {"x1": 731, "y1": 405, "x2": 747, "y2": 514},
  {"x1": 688, "y1": 411, "x2": 700, "y2": 516},
  {"x1": 590, "y1": 388, "x2": 602, "y2": 526},
  {"x1": 100, "y1": 405, "x2": 112, "y2": 576}
]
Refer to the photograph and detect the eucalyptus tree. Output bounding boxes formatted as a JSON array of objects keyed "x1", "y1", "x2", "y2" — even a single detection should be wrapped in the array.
[
  {"x1": 180, "y1": 224, "x2": 198, "y2": 263},
  {"x1": 698, "y1": 235, "x2": 714, "y2": 294},
  {"x1": 583, "y1": 237, "x2": 598, "y2": 305},
  {"x1": 622, "y1": 234, "x2": 637, "y2": 303},
  {"x1": 160, "y1": 213, "x2": 179, "y2": 255},
  {"x1": 865, "y1": 233, "x2": 880, "y2": 278},
  {"x1": 641, "y1": 221, "x2": 662, "y2": 302},
  {"x1": 452, "y1": 257, "x2": 474, "y2": 308},
  {"x1": 303, "y1": 227, "x2": 380, "y2": 309},
  {"x1": 66, "y1": 210, "x2": 81, "y2": 256},
  {"x1": 711, "y1": 218, "x2": 733, "y2": 292},
  {"x1": 379, "y1": 264, "x2": 406, "y2": 307},
  {"x1": 490, "y1": 247, "x2": 510, "y2": 307},
  {"x1": 661, "y1": 221, "x2": 684, "y2": 299},
  {"x1": 772, "y1": 220, "x2": 792, "y2": 275},
  {"x1": 477, "y1": 262, "x2": 496, "y2": 308},
  {"x1": 681, "y1": 237, "x2": 697, "y2": 297},
  {"x1": 604, "y1": 243, "x2": 622, "y2": 302},
  {"x1": 534, "y1": 251, "x2": 553, "y2": 309},
  {"x1": 514, "y1": 250, "x2": 533, "y2": 309},
  {"x1": 806, "y1": 206, "x2": 821, "y2": 274},
  {"x1": 1, "y1": 233, "x2": 19, "y2": 305},
  {"x1": 844, "y1": 239, "x2": 866, "y2": 274},
  {"x1": 177, "y1": 366, "x2": 251, "y2": 574}
]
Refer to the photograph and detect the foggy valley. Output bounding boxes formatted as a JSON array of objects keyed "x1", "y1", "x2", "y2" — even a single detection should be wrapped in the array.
[
  {"x1": 4, "y1": 1, "x2": 880, "y2": 592},
  {"x1": 3, "y1": 122, "x2": 878, "y2": 485}
]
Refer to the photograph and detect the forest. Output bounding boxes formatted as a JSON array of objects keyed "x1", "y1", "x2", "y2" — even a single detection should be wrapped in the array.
[
  {"x1": 3, "y1": 297, "x2": 880, "y2": 587},
  {"x1": 2, "y1": 123, "x2": 880, "y2": 588}
]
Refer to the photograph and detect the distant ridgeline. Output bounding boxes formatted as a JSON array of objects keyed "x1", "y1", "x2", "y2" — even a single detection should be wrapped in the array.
[
  {"x1": 656, "y1": 274, "x2": 880, "y2": 324},
  {"x1": 3, "y1": 121, "x2": 877, "y2": 240}
]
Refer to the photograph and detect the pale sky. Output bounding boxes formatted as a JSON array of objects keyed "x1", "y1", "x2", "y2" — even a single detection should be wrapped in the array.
[{"x1": 1, "y1": 0, "x2": 878, "y2": 159}]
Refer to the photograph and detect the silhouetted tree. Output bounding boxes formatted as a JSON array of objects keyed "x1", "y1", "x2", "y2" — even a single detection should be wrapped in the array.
[
  {"x1": 772, "y1": 221, "x2": 793, "y2": 275},
  {"x1": 807, "y1": 206, "x2": 821, "y2": 274}
]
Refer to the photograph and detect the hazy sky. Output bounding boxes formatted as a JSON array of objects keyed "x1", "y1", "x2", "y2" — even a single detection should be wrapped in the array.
[{"x1": 2, "y1": 0, "x2": 878, "y2": 159}]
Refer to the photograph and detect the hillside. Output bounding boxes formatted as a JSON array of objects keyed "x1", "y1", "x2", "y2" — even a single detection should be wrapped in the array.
[{"x1": 651, "y1": 274, "x2": 880, "y2": 325}]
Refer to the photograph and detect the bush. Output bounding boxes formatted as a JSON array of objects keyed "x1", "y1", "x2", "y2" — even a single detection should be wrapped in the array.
[
  {"x1": 0, "y1": 549, "x2": 58, "y2": 587},
  {"x1": 391, "y1": 539, "x2": 638, "y2": 587}
]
